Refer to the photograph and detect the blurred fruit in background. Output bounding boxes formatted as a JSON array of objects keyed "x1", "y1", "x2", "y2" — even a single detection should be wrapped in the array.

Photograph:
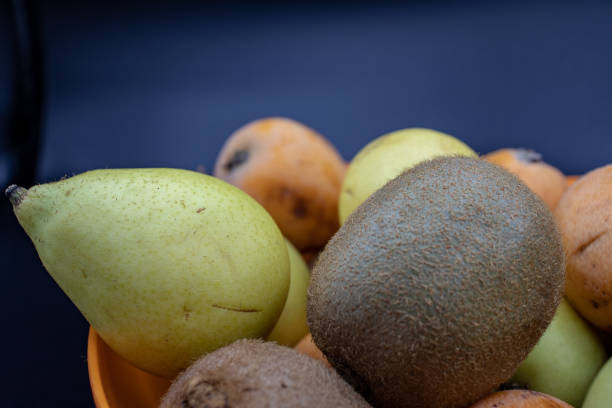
[
  {"x1": 338, "y1": 128, "x2": 477, "y2": 224},
  {"x1": 566, "y1": 174, "x2": 581, "y2": 187},
  {"x1": 214, "y1": 117, "x2": 346, "y2": 253},
  {"x1": 484, "y1": 148, "x2": 567, "y2": 209},
  {"x1": 554, "y1": 164, "x2": 612, "y2": 333}
]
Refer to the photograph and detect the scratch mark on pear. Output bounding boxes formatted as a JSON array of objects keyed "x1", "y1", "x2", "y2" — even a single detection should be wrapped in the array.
[{"x1": 211, "y1": 304, "x2": 261, "y2": 313}]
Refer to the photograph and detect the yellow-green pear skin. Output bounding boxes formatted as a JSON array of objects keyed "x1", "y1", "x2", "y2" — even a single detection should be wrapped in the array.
[
  {"x1": 266, "y1": 239, "x2": 310, "y2": 347},
  {"x1": 583, "y1": 357, "x2": 612, "y2": 408},
  {"x1": 7, "y1": 168, "x2": 290, "y2": 378},
  {"x1": 510, "y1": 298, "x2": 607, "y2": 407},
  {"x1": 338, "y1": 128, "x2": 477, "y2": 224}
]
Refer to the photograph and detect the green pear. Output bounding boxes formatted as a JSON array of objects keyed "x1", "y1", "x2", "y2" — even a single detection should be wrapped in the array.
[
  {"x1": 338, "y1": 128, "x2": 477, "y2": 224},
  {"x1": 510, "y1": 298, "x2": 607, "y2": 407},
  {"x1": 6, "y1": 168, "x2": 290, "y2": 378},
  {"x1": 266, "y1": 239, "x2": 310, "y2": 347},
  {"x1": 583, "y1": 357, "x2": 612, "y2": 408}
]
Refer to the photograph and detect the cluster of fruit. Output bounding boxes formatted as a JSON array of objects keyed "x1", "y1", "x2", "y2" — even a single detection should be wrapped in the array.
[{"x1": 6, "y1": 118, "x2": 611, "y2": 408}]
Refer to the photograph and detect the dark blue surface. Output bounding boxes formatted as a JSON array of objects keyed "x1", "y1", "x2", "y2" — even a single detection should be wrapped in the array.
[
  {"x1": 38, "y1": 0, "x2": 612, "y2": 180},
  {"x1": 0, "y1": 0, "x2": 15, "y2": 185},
  {"x1": 2, "y1": 1, "x2": 612, "y2": 406}
]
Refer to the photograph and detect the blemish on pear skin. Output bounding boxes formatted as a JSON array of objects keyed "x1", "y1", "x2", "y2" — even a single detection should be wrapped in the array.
[
  {"x1": 183, "y1": 305, "x2": 192, "y2": 320},
  {"x1": 211, "y1": 304, "x2": 261, "y2": 313},
  {"x1": 196, "y1": 207, "x2": 206, "y2": 213}
]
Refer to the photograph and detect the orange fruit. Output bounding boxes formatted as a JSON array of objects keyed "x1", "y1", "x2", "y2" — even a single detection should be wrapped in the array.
[
  {"x1": 554, "y1": 164, "x2": 612, "y2": 332},
  {"x1": 484, "y1": 148, "x2": 567, "y2": 209},
  {"x1": 214, "y1": 117, "x2": 346, "y2": 252},
  {"x1": 469, "y1": 390, "x2": 573, "y2": 408}
]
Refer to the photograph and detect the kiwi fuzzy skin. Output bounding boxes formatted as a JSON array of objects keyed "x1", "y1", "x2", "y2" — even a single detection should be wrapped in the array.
[
  {"x1": 307, "y1": 156, "x2": 565, "y2": 408},
  {"x1": 160, "y1": 339, "x2": 371, "y2": 408}
]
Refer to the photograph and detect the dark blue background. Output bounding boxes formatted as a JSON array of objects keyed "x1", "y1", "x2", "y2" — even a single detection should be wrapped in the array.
[{"x1": 2, "y1": 1, "x2": 612, "y2": 406}]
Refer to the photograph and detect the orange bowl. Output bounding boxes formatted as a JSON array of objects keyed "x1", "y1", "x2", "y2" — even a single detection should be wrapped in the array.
[{"x1": 87, "y1": 327, "x2": 172, "y2": 408}]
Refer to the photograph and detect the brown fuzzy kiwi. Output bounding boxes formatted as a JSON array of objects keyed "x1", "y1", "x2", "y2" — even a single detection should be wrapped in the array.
[
  {"x1": 159, "y1": 339, "x2": 371, "y2": 408},
  {"x1": 307, "y1": 156, "x2": 565, "y2": 408}
]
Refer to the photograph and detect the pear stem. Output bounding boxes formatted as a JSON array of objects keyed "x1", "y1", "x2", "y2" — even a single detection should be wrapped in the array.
[{"x1": 5, "y1": 185, "x2": 27, "y2": 207}]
